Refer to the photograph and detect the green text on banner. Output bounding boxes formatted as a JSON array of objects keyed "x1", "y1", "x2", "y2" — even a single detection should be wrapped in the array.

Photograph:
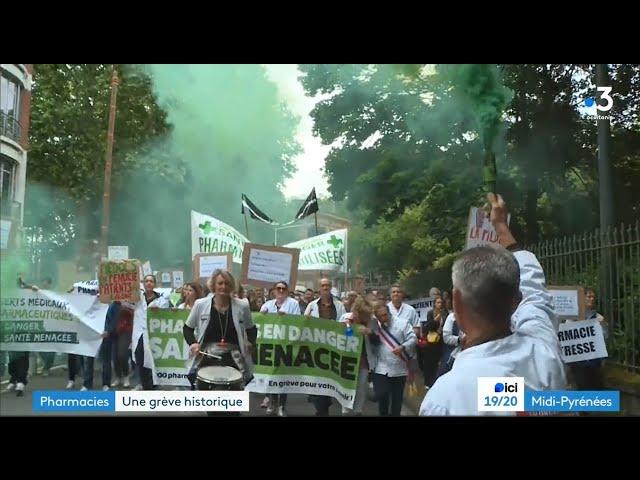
[
  {"x1": 0, "y1": 290, "x2": 106, "y2": 356},
  {"x1": 247, "y1": 313, "x2": 363, "y2": 408}
]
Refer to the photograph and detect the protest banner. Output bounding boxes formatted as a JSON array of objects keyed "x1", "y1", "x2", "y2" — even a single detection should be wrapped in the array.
[
  {"x1": 147, "y1": 309, "x2": 191, "y2": 387},
  {"x1": 1, "y1": 290, "x2": 107, "y2": 356},
  {"x1": 191, "y1": 210, "x2": 248, "y2": 264},
  {"x1": 248, "y1": 313, "x2": 363, "y2": 408},
  {"x1": 284, "y1": 229, "x2": 347, "y2": 272}
]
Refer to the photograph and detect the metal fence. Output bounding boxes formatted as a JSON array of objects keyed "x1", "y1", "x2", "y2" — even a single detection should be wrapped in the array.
[{"x1": 528, "y1": 221, "x2": 640, "y2": 372}]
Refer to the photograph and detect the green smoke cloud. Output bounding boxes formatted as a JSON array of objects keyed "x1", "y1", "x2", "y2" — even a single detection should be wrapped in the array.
[
  {"x1": 108, "y1": 65, "x2": 302, "y2": 273},
  {"x1": 438, "y1": 64, "x2": 513, "y2": 151}
]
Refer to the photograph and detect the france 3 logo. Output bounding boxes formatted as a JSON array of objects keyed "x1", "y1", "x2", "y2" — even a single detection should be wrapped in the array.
[
  {"x1": 582, "y1": 86, "x2": 613, "y2": 121},
  {"x1": 477, "y1": 377, "x2": 525, "y2": 412}
]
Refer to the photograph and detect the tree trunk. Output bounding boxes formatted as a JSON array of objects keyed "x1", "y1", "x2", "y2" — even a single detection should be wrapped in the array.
[{"x1": 524, "y1": 171, "x2": 540, "y2": 245}]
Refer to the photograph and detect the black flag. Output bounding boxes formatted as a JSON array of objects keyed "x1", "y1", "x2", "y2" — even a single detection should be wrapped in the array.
[
  {"x1": 241, "y1": 194, "x2": 276, "y2": 225},
  {"x1": 294, "y1": 188, "x2": 319, "y2": 220}
]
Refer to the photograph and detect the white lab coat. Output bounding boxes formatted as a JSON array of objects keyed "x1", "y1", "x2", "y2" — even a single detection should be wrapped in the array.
[
  {"x1": 420, "y1": 250, "x2": 567, "y2": 416},
  {"x1": 132, "y1": 292, "x2": 170, "y2": 370},
  {"x1": 185, "y1": 295, "x2": 255, "y2": 375},
  {"x1": 387, "y1": 301, "x2": 420, "y2": 328},
  {"x1": 260, "y1": 297, "x2": 301, "y2": 315}
]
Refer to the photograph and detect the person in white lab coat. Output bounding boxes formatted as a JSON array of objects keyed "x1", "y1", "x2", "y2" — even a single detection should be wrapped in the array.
[{"x1": 420, "y1": 193, "x2": 566, "y2": 416}]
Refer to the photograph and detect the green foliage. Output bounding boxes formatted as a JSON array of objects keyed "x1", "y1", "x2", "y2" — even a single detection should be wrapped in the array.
[{"x1": 300, "y1": 64, "x2": 640, "y2": 283}]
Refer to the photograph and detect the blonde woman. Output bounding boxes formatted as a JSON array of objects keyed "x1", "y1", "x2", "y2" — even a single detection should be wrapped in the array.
[
  {"x1": 183, "y1": 270, "x2": 256, "y2": 391},
  {"x1": 338, "y1": 295, "x2": 380, "y2": 415}
]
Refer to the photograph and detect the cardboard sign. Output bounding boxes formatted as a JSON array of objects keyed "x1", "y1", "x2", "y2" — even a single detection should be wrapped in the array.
[
  {"x1": 98, "y1": 259, "x2": 141, "y2": 304},
  {"x1": 108, "y1": 246, "x2": 129, "y2": 261},
  {"x1": 241, "y1": 243, "x2": 300, "y2": 290},
  {"x1": 548, "y1": 286, "x2": 585, "y2": 321},
  {"x1": 192, "y1": 252, "x2": 232, "y2": 284}
]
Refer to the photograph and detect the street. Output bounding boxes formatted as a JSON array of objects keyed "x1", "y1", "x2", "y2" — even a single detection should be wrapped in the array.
[{"x1": 0, "y1": 359, "x2": 417, "y2": 417}]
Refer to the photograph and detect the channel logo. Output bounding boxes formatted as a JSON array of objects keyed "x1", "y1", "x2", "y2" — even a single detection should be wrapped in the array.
[
  {"x1": 582, "y1": 86, "x2": 613, "y2": 122},
  {"x1": 583, "y1": 87, "x2": 613, "y2": 112},
  {"x1": 478, "y1": 377, "x2": 525, "y2": 413},
  {"x1": 494, "y1": 381, "x2": 518, "y2": 393}
]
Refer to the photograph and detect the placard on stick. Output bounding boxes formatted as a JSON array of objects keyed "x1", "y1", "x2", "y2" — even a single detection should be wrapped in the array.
[
  {"x1": 548, "y1": 286, "x2": 585, "y2": 321},
  {"x1": 172, "y1": 271, "x2": 184, "y2": 288},
  {"x1": 192, "y1": 252, "x2": 233, "y2": 284},
  {"x1": 240, "y1": 243, "x2": 300, "y2": 290},
  {"x1": 108, "y1": 245, "x2": 129, "y2": 261},
  {"x1": 465, "y1": 207, "x2": 511, "y2": 250},
  {"x1": 98, "y1": 259, "x2": 141, "y2": 304}
]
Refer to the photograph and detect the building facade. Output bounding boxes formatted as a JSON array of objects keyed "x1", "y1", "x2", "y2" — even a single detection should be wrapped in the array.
[{"x1": 1, "y1": 64, "x2": 33, "y2": 250}]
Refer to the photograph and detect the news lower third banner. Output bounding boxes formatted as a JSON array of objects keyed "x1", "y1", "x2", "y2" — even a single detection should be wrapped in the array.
[
  {"x1": 477, "y1": 377, "x2": 620, "y2": 413},
  {"x1": 32, "y1": 391, "x2": 250, "y2": 412}
]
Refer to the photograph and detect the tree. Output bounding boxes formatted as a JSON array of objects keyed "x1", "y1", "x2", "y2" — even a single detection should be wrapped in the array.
[
  {"x1": 300, "y1": 63, "x2": 640, "y2": 280},
  {"x1": 27, "y1": 64, "x2": 179, "y2": 266}
]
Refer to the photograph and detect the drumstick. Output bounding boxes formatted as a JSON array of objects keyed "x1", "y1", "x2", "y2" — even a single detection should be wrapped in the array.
[{"x1": 199, "y1": 351, "x2": 223, "y2": 360}]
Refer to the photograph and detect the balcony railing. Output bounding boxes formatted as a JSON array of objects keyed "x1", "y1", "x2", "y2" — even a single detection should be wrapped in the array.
[{"x1": 0, "y1": 111, "x2": 22, "y2": 143}]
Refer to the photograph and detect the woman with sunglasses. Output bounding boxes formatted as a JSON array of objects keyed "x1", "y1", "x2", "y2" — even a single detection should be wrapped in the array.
[{"x1": 259, "y1": 281, "x2": 301, "y2": 416}]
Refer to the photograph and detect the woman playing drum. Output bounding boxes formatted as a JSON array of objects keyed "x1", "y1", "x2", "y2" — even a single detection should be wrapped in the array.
[{"x1": 183, "y1": 269, "x2": 257, "y2": 414}]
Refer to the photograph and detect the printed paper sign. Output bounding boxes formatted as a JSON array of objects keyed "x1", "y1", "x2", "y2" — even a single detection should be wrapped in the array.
[
  {"x1": 558, "y1": 319, "x2": 608, "y2": 363},
  {"x1": 549, "y1": 286, "x2": 585, "y2": 320},
  {"x1": 108, "y1": 246, "x2": 129, "y2": 261},
  {"x1": 241, "y1": 243, "x2": 299, "y2": 289},
  {"x1": 172, "y1": 271, "x2": 184, "y2": 288},
  {"x1": 193, "y1": 253, "x2": 232, "y2": 283}
]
